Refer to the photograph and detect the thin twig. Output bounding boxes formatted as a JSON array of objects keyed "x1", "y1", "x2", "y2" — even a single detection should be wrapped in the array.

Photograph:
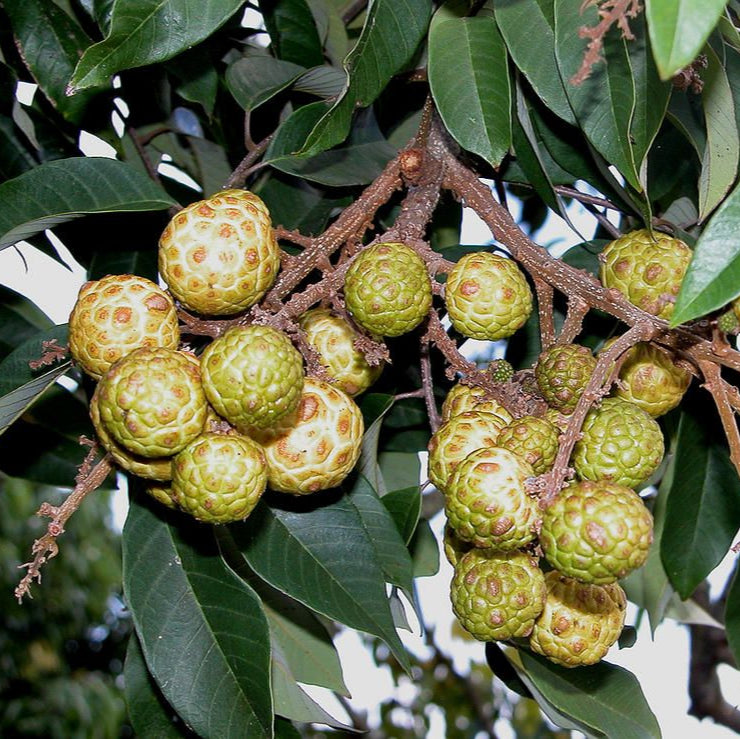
[
  {"x1": 558, "y1": 296, "x2": 590, "y2": 345},
  {"x1": 223, "y1": 135, "x2": 273, "y2": 189},
  {"x1": 699, "y1": 360, "x2": 740, "y2": 477},
  {"x1": 533, "y1": 278, "x2": 556, "y2": 350},
  {"x1": 420, "y1": 341, "x2": 441, "y2": 432}
]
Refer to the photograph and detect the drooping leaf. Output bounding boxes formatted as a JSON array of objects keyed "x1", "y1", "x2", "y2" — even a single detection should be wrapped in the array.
[
  {"x1": 68, "y1": 0, "x2": 245, "y2": 92},
  {"x1": 231, "y1": 492, "x2": 412, "y2": 673},
  {"x1": 0, "y1": 284, "x2": 53, "y2": 359},
  {"x1": 0, "y1": 115, "x2": 38, "y2": 182},
  {"x1": 379, "y1": 451, "x2": 422, "y2": 495},
  {"x1": 646, "y1": 0, "x2": 729, "y2": 80},
  {"x1": 122, "y1": 499, "x2": 274, "y2": 739},
  {"x1": 726, "y1": 560, "x2": 740, "y2": 666},
  {"x1": 428, "y1": 15, "x2": 512, "y2": 167},
  {"x1": 261, "y1": 0, "x2": 325, "y2": 67},
  {"x1": 358, "y1": 392, "x2": 395, "y2": 495},
  {"x1": 661, "y1": 408, "x2": 740, "y2": 599},
  {"x1": 380, "y1": 485, "x2": 422, "y2": 544},
  {"x1": 0, "y1": 158, "x2": 176, "y2": 251},
  {"x1": 188, "y1": 137, "x2": 233, "y2": 198},
  {"x1": 294, "y1": 65, "x2": 348, "y2": 99},
  {"x1": 226, "y1": 56, "x2": 307, "y2": 113},
  {"x1": 167, "y1": 47, "x2": 219, "y2": 116}
]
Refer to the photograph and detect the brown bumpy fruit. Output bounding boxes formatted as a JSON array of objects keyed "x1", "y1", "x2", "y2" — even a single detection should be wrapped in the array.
[
  {"x1": 600, "y1": 228, "x2": 692, "y2": 319},
  {"x1": 343, "y1": 241, "x2": 432, "y2": 337},
  {"x1": 158, "y1": 189, "x2": 280, "y2": 316},
  {"x1": 250, "y1": 378, "x2": 364, "y2": 494},
  {"x1": 171, "y1": 432, "x2": 267, "y2": 523},
  {"x1": 445, "y1": 447, "x2": 539, "y2": 550},
  {"x1": 496, "y1": 415, "x2": 560, "y2": 475},
  {"x1": 69, "y1": 273, "x2": 179, "y2": 380},
  {"x1": 96, "y1": 347, "x2": 207, "y2": 458},
  {"x1": 200, "y1": 324, "x2": 304, "y2": 430},
  {"x1": 540, "y1": 480, "x2": 654, "y2": 584},
  {"x1": 427, "y1": 410, "x2": 508, "y2": 494},
  {"x1": 440, "y1": 382, "x2": 513, "y2": 426},
  {"x1": 529, "y1": 571, "x2": 627, "y2": 667},
  {"x1": 445, "y1": 251, "x2": 533, "y2": 340},
  {"x1": 298, "y1": 308, "x2": 383, "y2": 396},
  {"x1": 572, "y1": 397, "x2": 664, "y2": 489},
  {"x1": 450, "y1": 549, "x2": 546, "y2": 641},
  {"x1": 535, "y1": 343, "x2": 597, "y2": 413}
]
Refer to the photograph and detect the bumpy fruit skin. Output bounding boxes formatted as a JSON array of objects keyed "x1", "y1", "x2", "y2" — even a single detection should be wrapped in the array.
[
  {"x1": 450, "y1": 549, "x2": 546, "y2": 641},
  {"x1": 146, "y1": 483, "x2": 177, "y2": 509},
  {"x1": 68, "y1": 274, "x2": 179, "y2": 380},
  {"x1": 488, "y1": 359, "x2": 514, "y2": 383},
  {"x1": 298, "y1": 308, "x2": 383, "y2": 396},
  {"x1": 343, "y1": 242, "x2": 432, "y2": 337},
  {"x1": 540, "y1": 480, "x2": 654, "y2": 584},
  {"x1": 89, "y1": 385, "x2": 173, "y2": 481},
  {"x1": 440, "y1": 382, "x2": 513, "y2": 426},
  {"x1": 171, "y1": 432, "x2": 267, "y2": 523},
  {"x1": 97, "y1": 347, "x2": 207, "y2": 458},
  {"x1": 427, "y1": 411, "x2": 508, "y2": 493},
  {"x1": 535, "y1": 344, "x2": 597, "y2": 413},
  {"x1": 201, "y1": 325, "x2": 304, "y2": 429},
  {"x1": 600, "y1": 228, "x2": 691, "y2": 319},
  {"x1": 445, "y1": 447, "x2": 538, "y2": 550},
  {"x1": 443, "y1": 523, "x2": 472, "y2": 567},
  {"x1": 445, "y1": 252, "x2": 533, "y2": 340},
  {"x1": 529, "y1": 571, "x2": 627, "y2": 667},
  {"x1": 251, "y1": 378, "x2": 364, "y2": 494},
  {"x1": 158, "y1": 189, "x2": 279, "y2": 316},
  {"x1": 609, "y1": 341, "x2": 691, "y2": 417},
  {"x1": 497, "y1": 415, "x2": 560, "y2": 475},
  {"x1": 572, "y1": 397, "x2": 664, "y2": 488}
]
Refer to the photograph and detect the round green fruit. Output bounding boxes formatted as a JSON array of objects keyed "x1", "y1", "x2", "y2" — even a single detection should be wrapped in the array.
[
  {"x1": 450, "y1": 549, "x2": 546, "y2": 641},
  {"x1": 96, "y1": 347, "x2": 207, "y2": 458},
  {"x1": 599, "y1": 228, "x2": 691, "y2": 320},
  {"x1": 68, "y1": 273, "x2": 180, "y2": 380},
  {"x1": 445, "y1": 447, "x2": 538, "y2": 550},
  {"x1": 298, "y1": 308, "x2": 383, "y2": 396},
  {"x1": 496, "y1": 415, "x2": 560, "y2": 475},
  {"x1": 572, "y1": 397, "x2": 664, "y2": 488},
  {"x1": 171, "y1": 432, "x2": 267, "y2": 523},
  {"x1": 200, "y1": 324, "x2": 304, "y2": 430},
  {"x1": 158, "y1": 189, "x2": 280, "y2": 316},
  {"x1": 535, "y1": 343, "x2": 597, "y2": 413},
  {"x1": 440, "y1": 382, "x2": 513, "y2": 426},
  {"x1": 445, "y1": 251, "x2": 533, "y2": 340},
  {"x1": 343, "y1": 241, "x2": 432, "y2": 337},
  {"x1": 540, "y1": 480, "x2": 654, "y2": 584},
  {"x1": 443, "y1": 523, "x2": 472, "y2": 567},
  {"x1": 529, "y1": 571, "x2": 627, "y2": 667}
]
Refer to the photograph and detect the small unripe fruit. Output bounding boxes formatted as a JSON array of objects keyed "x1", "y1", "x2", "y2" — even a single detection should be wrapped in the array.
[
  {"x1": 97, "y1": 347, "x2": 207, "y2": 458},
  {"x1": 600, "y1": 228, "x2": 691, "y2": 319},
  {"x1": 497, "y1": 415, "x2": 560, "y2": 474},
  {"x1": 488, "y1": 359, "x2": 515, "y2": 383},
  {"x1": 450, "y1": 549, "x2": 546, "y2": 641},
  {"x1": 445, "y1": 252, "x2": 532, "y2": 340},
  {"x1": 68, "y1": 274, "x2": 179, "y2": 380},
  {"x1": 572, "y1": 397, "x2": 664, "y2": 489},
  {"x1": 529, "y1": 571, "x2": 627, "y2": 667},
  {"x1": 158, "y1": 189, "x2": 280, "y2": 315},
  {"x1": 201, "y1": 325, "x2": 304, "y2": 430},
  {"x1": 445, "y1": 447, "x2": 538, "y2": 550},
  {"x1": 535, "y1": 343, "x2": 597, "y2": 413},
  {"x1": 440, "y1": 382, "x2": 513, "y2": 426},
  {"x1": 540, "y1": 480, "x2": 654, "y2": 584},
  {"x1": 343, "y1": 242, "x2": 432, "y2": 337},
  {"x1": 298, "y1": 308, "x2": 383, "y2": 396},
  {"x1": 251, "y1": 378, "x2": 364, "y2": 495},
  {"x1": 171, "y1": 432, "x2": 267, "y2": 523}
]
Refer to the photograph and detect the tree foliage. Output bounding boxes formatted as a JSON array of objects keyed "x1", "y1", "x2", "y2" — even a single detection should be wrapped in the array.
[{"x1": 2, "y1": 0, "x2": 740, "y2": 736}]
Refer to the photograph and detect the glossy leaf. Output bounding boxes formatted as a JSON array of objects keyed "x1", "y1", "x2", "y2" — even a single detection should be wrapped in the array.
[
  {"x1": 68, "y1": 0, "x2": 245, "y2": 92},
  {"x1": 0, "y1": 158, "x2": 176, "y2": 251},
  {"x1": 646, "y1": 0, "x2": 729, "y2": 80},
  {"x1": 261, "y1": 0, "x2": 325, "y2": 67},
  {"x1": 661, "y1": 408, "x2": 740, "y2": 599},
  {"x1": 122, "y1": 499, "x2": 273, "y2": 739},
  {"x1": 726, "y1": 561, "x2": 740, "y2": 666},
  {"x1": 380, "y1": 486, "x2": 422, "y2": 544},
  {"x1": 428, "y1": 16, "x2": 512, "y2": 167},
  {"x1": 226, "y1": 57, "x2": 306, "y2": 113},
  {"x1": 231, "y1": 492, "x2": 412, "y2": 673},
  {"x1": 0, "y1": 284, "x2": 53, "y2": 359}
]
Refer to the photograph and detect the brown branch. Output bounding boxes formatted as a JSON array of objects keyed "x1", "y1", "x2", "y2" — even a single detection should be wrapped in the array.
[
  {"x1": 420, "y1": 341, "x2": 441, "y2": 433},
  {"x1": 127, "y1": 127, "x2": 161, "y2": 184},
  {"x1": 533, "y1": 278, "x2": 556, "y2": 351},
  {"x1": 223, "y1": 134, "x2": 273, "y2": 189},
  {"x1": 699, "y1": 360, "x2": 740, "y2": 477},
  {"x1": 558, "y1": 296, "x2": 590, "y2": 345}
]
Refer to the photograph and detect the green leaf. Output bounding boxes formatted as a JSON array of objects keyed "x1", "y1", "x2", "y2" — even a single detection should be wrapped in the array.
[
  {"x1": 379, "y1": 451, "x2": 422, "y2": 495},
  {"x1": 226, "y1": 57, "x2": 307, "y2": 113},
  {"x1": 671, "y1": 179, "x2": 740, "y2": 326},
  {"x1": 188, "y1": 137, "x2": 232, "y2": 198},
  {"x1": 167, "y1": 47, "x2": 219, "y2": 116},
  {"x1": 122, "y1": 499, "x2": 274, "y2": 739},
  {"x1": 514, "y1": 650, "x2": 661, "y2": 738},
  {"x1": 0, "y1": 157, "x2": 176, "y2": 251},
  {"x1": 4, "y1": 0, "x2": 98, "y2": 123},
  {"x1": 661, "y1": 408, "x2": 740, "y2": 598},
  {"x1": 494, "y1": 0, "x2": 575, "y2": 124},
  {"x1": 294, "y1": 65, "x2": 348, "y2": 99},
  {"x1": 428, "y1": 16, "x2": 512, "y2": 167},
  {"x1": 726, "y1": 561, "x2": 740, "y2": 666},
  {"x1": 124, "y1": 634, "x2": 193, "y2": 738},
  {"x1": 0, "y1": 115, "x2": 38, "y2": 182},
  {"x1": 698, "y1": 44, "x2": 740, "y2": 221},
  {"x1": 554, "y1": 0, "x2": 640, "y2": 191},
  {"x1": 358, "y1": 392, "x2": 395, "y2": 495},
  {"x1": 380, "y1": 486, "x2": 422, "y2": 544},
  {"x1": 300, "y1": 0, "x2": 431, "y2": 156},
  {"x1": 261, "y1": 0, "x2": 325, "y2": 67},
  {"x1": 68, "y1": 0, "x2": 245, "y2": 92},
  {"x1": 0, "y1": 284, "x2": 53, "y2": 359},
  {"x1": 646, "y1": 0, "x2": 729, "y2": 80},
  {"x1": 231, "y1": 492, "x2": 412, "y2": 673}
]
